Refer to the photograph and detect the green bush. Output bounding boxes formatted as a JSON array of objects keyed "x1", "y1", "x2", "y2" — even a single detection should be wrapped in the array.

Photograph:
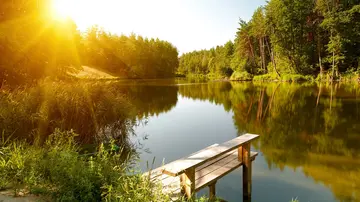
[
  {"x1": 252, "y1": 73, "x2": 314, "y2": 82},
  {"x1": 230, "y1": 71, "x2": 253, "y2": 81},
  {"x1": 253, "y1": 73, "x2": 279, "y2": 81},
  {"x1": 281, "y1": 74, "x2": 314, "y2": 82},
  {"x1": 340, "y1": 69, "x2": 359, "y2": 82},
  {"x1": 186, "y1": 74, "x2": 209, "y2": 81}
]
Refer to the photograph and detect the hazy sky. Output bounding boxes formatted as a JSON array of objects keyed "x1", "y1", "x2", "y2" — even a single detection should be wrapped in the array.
[{"x1": 64, "y1": 0, "x2": 267, "y2": 53}]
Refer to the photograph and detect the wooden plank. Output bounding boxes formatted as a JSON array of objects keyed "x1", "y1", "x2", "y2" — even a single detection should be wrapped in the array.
[
  {"x1": 145, "y1": 144, "x2": 225, "y2": 200},
  {"x1": 152, "y1": 149, "x2": 235, "y2": 189},
  {"x1": 162, "y1": 134, "x2": 259, "y2": 176},
  {"x1": 196, "y1": 162, "x2": 236, "y2": 194},
  {"x1": 195, "y1": 152, "x2": 257, "y2": 190},
  {"x1": 143, "y1": 143, "x2": 219, "y2": 180},
  {"x1": 161, "y1": 151, "x2": 258, "y2": 187},
  {"x1": 166, "y1": 151, "x2": 258, "y2": 194},
  {"x1": 195, "y1": 150, "x2": 238, "y2": 184},
  {"x1": 157, "y1": 149, "x2": 244, "y2": 188},
  {"x1": 157, "y1": 150, "x2": 237, "y2": 197},
  {"x1": 196, "y1": 149, "x2": 237, "y2": 171}
]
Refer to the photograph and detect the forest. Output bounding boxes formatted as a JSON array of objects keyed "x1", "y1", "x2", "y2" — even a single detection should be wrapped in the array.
[
  {"x1": 0, "y1": 0, "x2": 179, "y2": 88},
  {"x1": 178, "y1": 0, "x2": 360, "y2": 81},
  {"x1": 2, "y1": 0, "x2": 360, "y2": 86}
]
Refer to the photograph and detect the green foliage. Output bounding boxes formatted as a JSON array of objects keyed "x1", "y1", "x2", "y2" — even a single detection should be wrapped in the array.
[
  {"x1": 253, "y1": 73, "x2": 313, "y2": 82},
  {"x1": 253, "y1": 73, "x2": 279, "y2": 81},
  {"x1": 0, "y1": 1, "x2": 179, "y2": 88},
  {"x1": 0, "y1": 81, "x2": 136, "y2": 144},
  {"x1": 186, "y1": 74, "x2": 210, "y2": 81},
  {"x1": 340, "y1": 68, "x2": 359, "y2": 82},
  {"x1": 266, "y1": 0, "x2": 316, "y2": 73},
  {"x1": 178, "y1": 41, "x2": 234, "y2": 78},
  {"x1": 178, "y1": 0, "x2": 360, "y2": 82},
  {"x1": 0, "y1": 129, "x2": 169, "y2": 201},
  {"x1": 230, "y1": 71, "x2": 253, "y2": 81},
  {"x1": 281, "y1": 74, "x2": 314, "y2": 82},
  {"x1": 82, "y1": 27, "x2": 179, "y2": 79}
]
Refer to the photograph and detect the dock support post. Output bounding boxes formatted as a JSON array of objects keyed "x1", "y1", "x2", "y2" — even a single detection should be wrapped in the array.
[
  {"x1": 239, "y1": 143, "x2": 252, "y2": 201},
  {"x1": 209, "y1": 181, "x2": 217, "y2": 201},
  {"x1": 180, "y1": 168, "x2": 195, "y2": 199}
]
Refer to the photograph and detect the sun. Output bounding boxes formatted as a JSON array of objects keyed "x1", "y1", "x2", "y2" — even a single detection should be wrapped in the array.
[
  {"x1": 50, "y1": 0, "x2": 142, "y2": 33},
  {"x1": 51, "y1": 0, "x2": 97, "y2": 31},
  {"x1": 52, "y1": 0, "x2": 74, "y2": 20}
]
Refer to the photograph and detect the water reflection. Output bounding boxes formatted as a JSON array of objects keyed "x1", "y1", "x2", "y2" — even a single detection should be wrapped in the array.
[
  {"x1": 0, "y1": 81, "x2": 179, "y2": 145},
  {"x1": 2, "y1": 79, "x2": 359, "y2": 201},
  {"x1": 177, "y1": 82, "x2": 360, "y2": 201}
]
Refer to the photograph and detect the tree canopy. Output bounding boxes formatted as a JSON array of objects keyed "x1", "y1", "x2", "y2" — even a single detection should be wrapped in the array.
[
  {"x1": 0, "y1": 0, "x2": 179, "y2": 87},
  {"x1": 178, "y1": 0, "x2": 360, "y2": 80}
]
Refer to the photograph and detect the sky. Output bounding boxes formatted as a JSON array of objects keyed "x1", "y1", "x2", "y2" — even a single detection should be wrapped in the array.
[{"x1": 58, "y1": 0, "x2": 267, "y2": 54}]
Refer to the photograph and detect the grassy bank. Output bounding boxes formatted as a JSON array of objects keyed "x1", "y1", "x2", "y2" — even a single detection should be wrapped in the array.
[
  {"x1": 0, "y1": 130, "x2": 229, "y2": 202},
  {"x1": 0, "y1": 130, "x2": 168, "y2": 202},
  {"x1": 229, "y1": 71, "x2": 360, "y2": 83}
]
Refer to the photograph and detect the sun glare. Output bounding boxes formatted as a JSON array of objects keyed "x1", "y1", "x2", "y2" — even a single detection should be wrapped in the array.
[
  {"x1": 51, "y1": 0, "x2": 97, "y2": 31},
  {"x1": 50, "y1": 0, "x2": 175, "y2": 37},
  {"x1": 52, "y1": 0, "x2": 73, "y2": 20}
]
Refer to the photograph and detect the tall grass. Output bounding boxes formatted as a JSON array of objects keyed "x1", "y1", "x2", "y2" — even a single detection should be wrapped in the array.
[
  {"x1": 0, "y1": 129, "x2": 170, "y2": 201},
  {"x1": 0, "y1": 81, "x2": 136, "y2": 145}
]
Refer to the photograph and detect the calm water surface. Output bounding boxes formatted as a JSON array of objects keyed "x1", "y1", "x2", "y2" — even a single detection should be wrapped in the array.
[{"x1": 132, "y1": 80, "x2": 360, "y2": 202}]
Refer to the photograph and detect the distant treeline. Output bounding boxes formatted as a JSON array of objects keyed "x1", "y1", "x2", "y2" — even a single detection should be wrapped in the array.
[
  {"x1": 178, "y1": 41, "x2": 235, "y2": 78},
  {"x1": 178, "y1": 0, "x2": 360, "y2": 81},
  {"x1": 82, "y1": 26, "x2": 179, "y2": 79},
  {"x1": 0, "y1": 0, "x2": 178, "y2": 87}
]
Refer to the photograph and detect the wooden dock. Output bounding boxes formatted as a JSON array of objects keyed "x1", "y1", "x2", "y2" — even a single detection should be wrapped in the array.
[{"x1": 143, "y1": 133, "x2": 259, "y2": 201}]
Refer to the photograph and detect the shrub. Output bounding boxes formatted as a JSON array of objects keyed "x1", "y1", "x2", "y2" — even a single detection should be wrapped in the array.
[
  {"x1": 281, "y1": 74, "x2": 314, "y2": 82},
  {"x1": 253, "y1": 73, "x2": 279, "y2": 81},
  {"x1": 340, "y1": 68, "x2": 359, "y2": 82},
  {"x1": 230, "y1": 71, "x2": 253, "y2": 81}
]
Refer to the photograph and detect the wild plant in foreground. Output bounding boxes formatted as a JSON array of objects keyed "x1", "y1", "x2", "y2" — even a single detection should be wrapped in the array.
[{"x1": 0, "y1": 129, "x2": 168, "y2": 201}]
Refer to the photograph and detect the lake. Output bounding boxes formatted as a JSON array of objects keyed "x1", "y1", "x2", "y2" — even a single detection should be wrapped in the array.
[
  {"x1": 1, "y1": 79, "x2": 359, "y2": 201},
  {"x1": 132, "y1": 80, "x2": 360, "y2": 202}
]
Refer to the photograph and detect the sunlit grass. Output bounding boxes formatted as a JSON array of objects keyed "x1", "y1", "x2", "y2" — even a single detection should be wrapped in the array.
[
  {"x1": 0, "y1": 81, "x2": 135, "y2": 145},
  {"x1": 0, "y1": 129, "x2": 168, "y2": 201}
]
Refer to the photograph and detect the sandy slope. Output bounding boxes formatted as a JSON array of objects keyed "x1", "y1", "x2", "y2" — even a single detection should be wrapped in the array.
[{"x1": 69, "y1": 66, "x2": 119, "y2": 79}]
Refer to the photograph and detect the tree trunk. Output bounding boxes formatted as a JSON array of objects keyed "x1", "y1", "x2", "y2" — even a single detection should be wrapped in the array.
[
  {"x1": 259, "y1": 38, "x2": 263, "y2": 70},
  {"x1": 262, "y1": 37, "x2": 267, "y2": 72},
  {"x1": 265, "y1": 37, "x2": 280, "y2": 77},
  {"x1": 317, "y1": 32, "x2": 323, "y2": 79},
  {"x1": 248, "y1": 36, "x2": 255, "y2": 61},
  {"x1": 332, "y1": 45, "x2": 335, "y2": 82},
  {"x1": 259, "y1": 37, "x2": 266, "y2": 73},
  {"x1": 248, "y1": 36, "x2": 255, "y2": 74}
]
